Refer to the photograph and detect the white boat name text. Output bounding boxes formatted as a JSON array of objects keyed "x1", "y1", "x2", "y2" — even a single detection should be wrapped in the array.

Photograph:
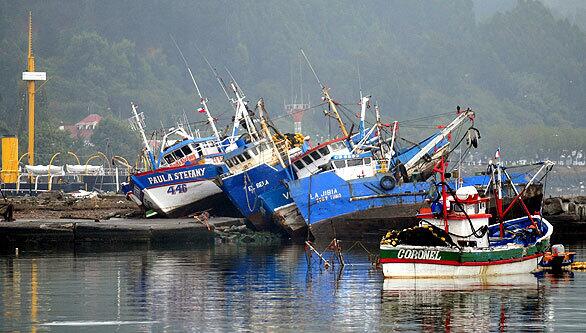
[
  {"x1": 147, "y1": 168, "x2": 205, "y2": 185},
  {"x1": 397, "y1": 249, "x2": 441, "y2": 260}
]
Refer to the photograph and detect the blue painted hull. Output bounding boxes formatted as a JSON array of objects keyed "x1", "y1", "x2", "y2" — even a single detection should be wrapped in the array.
[
  {"x1": 286, "y1": 171, "x2": 534, "y2": 241},
  {"x1": 122, "y1": 163, "x2": 239, "y2": 217},
  {"x1": 288, "y1": 172, "x2": 431, "y2": 227},
  {"x1": 219, "y1": 163, "x2": 292, "y2": 230}
]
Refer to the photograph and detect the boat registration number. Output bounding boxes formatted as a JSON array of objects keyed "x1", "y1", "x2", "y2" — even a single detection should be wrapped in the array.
[{"x1": 167, "y1": 184, "x2": 188, "y2": 195}]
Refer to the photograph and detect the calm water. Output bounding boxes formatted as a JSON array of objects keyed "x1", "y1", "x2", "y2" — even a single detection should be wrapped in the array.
[{"x1": 1, "y1": 240, "x2": 585, "y2": 332}]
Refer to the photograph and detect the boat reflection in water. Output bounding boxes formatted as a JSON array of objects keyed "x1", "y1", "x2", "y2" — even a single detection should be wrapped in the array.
[{"x1": 381, "y1": 274, "x2": 550, "y2": 332}]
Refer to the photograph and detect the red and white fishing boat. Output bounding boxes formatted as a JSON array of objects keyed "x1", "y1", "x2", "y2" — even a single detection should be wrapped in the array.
[{"x1": 380, "y1": 157, "x2": 554, "y2": 278}]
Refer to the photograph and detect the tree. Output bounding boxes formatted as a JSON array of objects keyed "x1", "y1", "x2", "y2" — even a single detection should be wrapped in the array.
[{"x1": 90, "y1": 116, "x2": 141, "y2": 163}]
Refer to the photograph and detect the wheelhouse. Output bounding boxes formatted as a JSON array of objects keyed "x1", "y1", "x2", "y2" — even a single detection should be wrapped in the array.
[
  {"x1": 329, "y1": 153, "x2": 377, "y2": 180},
  {"x1": 158, "y1": 133, "x2": 223, "y2": 168},
  {"x1": 291, "y1": 138, "x2": 349, "y2": 178},
  {"x1": 223, "y1": 139, "x2": 283, "y2": 173}
]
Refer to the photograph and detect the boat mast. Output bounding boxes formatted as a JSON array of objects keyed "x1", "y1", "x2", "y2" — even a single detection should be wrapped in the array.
[
  {"x1": 227, "y1": 76, "x2": 260, "y2": 142},
  {"x1": 300, "y1": 49, "x2": 349, "y2": 139},
  {"x1": 130, "y1": 102, "x2": 155, "y2": 169},
  {"x1": 170, "y1": 36, "x2": 221, "y2": 140},
  {"x1": 257, "y1": 98, "x2": 286, "y2": 168},
  {"x1": 193, "y1": 43, "x2": 247, "y2": 148},
  {"x1": 357, "y1": 64, "x2": 369, "y2": 140}
]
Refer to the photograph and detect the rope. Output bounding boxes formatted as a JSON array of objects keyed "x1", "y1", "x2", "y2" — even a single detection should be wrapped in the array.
[
  {"x1": 243, "y1": 172, "x2": 256, "y2": 213},
  {"x1": 435, "y1": 181, "x2": 489, "y2": 239}
]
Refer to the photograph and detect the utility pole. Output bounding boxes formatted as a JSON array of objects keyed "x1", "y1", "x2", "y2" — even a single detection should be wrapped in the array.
[{"x1": 22, "y1": 12, "x2": 46, "y2": 166}]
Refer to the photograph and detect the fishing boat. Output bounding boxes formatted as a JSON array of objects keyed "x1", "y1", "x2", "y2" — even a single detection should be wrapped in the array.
[
  {"x1": 215, "y1": 77, "x2": 301, "y2": 230},
  {"x1": 286, "y1": 107, "x2": 477, "y2": 241},
  {"x1": 122, "y1": 43, "x2": 246, "y2": 218},
  {"x1": 379, "y1": 158, "x2": 554, "y2": 278},
  {"x1": 257, "y1": 86, "x2": 366, "y2": 238},
  {"x1": 122, "y1": 102, "x2": 239, "y2": 217},
  {"x1": 257, "y1": 50, "x2": 390, "y2": 238}
]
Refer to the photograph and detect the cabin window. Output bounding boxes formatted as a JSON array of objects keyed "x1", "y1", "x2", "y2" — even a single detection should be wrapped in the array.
[
  {"x1": 173, "y1": 149, "x2": 185, "y2": 160},
  {"x1": 164, "y1": 154, "x2": 175, "y2": 164},
  {"x1": 310, "y1": 151, "x2": 321, "y2": 160},
  {"x1": 453, "y1": 204, "x2": 464, "y2": 213},
  {"x1": 302, "y1": 156, "x2": 313, "y2": 165},
  {"x1": 294, "y1": 160, "x2": 305, "y2": 170},
  {"x1": 333, "y1": 160, "x2": 346, "y2": 168},
  {"x1": 237, "y1": 155, "x2": 246, "y2": 163},
  {"x1": 226, "y1": 160, "x2": 233, "y2": 167},
  {"x1": 347, "y1": 159, "x2": 362, "y2": 167},
  {"x1": 181, "y1": 145, "x2": 192, "y2": 156},
  {"x1": 243, "y1": 151, "x2": 252, "y2": 160},
  {"x1": 319, "y1": 147, "x2": 329, "y2": 156}
]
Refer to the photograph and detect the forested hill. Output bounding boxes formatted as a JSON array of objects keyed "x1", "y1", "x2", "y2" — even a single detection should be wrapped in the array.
[{"x1": 1, "y1": 0, "x2": 585, "y2": 162}]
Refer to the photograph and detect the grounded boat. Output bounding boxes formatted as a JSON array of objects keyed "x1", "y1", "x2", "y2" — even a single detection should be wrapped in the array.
[
  {"x1": 122, "y1": 103, "x2": 239, "y2": 218},
  {"x1": 257, "y1": 87, "x2": 369, "y2": 238},
  {"x1": 215, "y1": 84, "x2": 298, "y2": 230},
  {"x1": 380, "y1": 159, "x2": 554, "y2": 278},
  {"x1": 287, "y1": 108, "x2": 476, "y2": 241}
]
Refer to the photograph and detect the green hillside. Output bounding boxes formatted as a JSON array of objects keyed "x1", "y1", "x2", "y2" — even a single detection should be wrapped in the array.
[{"x1": 1, "y1": 0, "x2": 585, "y2": 162}]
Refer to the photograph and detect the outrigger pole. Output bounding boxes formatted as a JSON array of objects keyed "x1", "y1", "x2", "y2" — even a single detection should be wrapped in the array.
[
  {"x1": 487, "y1": 158, "x2": 554, "y2": 237},
  {"x1": 169, "y1": 35, "x2": 221, "y2": 141}
]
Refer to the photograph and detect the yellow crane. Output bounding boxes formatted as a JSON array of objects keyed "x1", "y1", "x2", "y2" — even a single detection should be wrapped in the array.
[{"x1": 22, "y1": 11, "x2": 46, "y2": 166}]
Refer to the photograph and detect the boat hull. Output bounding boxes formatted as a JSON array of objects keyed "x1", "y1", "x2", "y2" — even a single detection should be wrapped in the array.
[
  {"x1": 258, "y1": 184, "x2": 307, "y2": 239},
  {"x1": 218, "y1": 163, "x2": 292, "y2": 231},
  {"x1": 125, "y1": 163, "x2": 240, "y2": 218},
  {"x1": 381, "y1": 249, "x2": 541, "y2": 278},
  {"x1": 380, "y1": 216, "x2": 552, "y2": 278},
  {"x1": 288, "y1": 172, "x2": 541, "y2": 242}
]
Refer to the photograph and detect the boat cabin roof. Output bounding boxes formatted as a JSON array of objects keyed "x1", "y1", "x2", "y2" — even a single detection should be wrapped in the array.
[{"x1": 291, "y1": 137, "x2": 347, "y2": 163}]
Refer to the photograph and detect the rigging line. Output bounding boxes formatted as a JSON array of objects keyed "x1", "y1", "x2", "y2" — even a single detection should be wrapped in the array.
[
  {"x1": 270, "y1": 102, "x2": 328, "y2": 122},
  {"x1": 396, "y1": 111, "x2": 455, "y2": 123}
]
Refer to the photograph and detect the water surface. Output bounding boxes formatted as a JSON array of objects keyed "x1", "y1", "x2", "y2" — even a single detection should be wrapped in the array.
[{"x1": 1, "y1": 241, "x2": 585, "y2": 332}]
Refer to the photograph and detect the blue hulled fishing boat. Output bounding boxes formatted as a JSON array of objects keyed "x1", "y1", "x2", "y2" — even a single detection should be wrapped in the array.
[
  {"x1": 286, "y1": 108, "x2": 481, "y2": 240},
  {"x1": 122, "y1": 103, "x2": 240, "y2": 217}
]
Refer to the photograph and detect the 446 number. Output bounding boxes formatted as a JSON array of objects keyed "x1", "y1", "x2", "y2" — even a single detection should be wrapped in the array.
[{"x1": 167, "y1": 184, "x2": 188, "y2": 195}]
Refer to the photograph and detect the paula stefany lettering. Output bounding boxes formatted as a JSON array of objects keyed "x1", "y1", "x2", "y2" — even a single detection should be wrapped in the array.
[{"x1": 147, "y1": 168, "x2": 205, "y2": 185}]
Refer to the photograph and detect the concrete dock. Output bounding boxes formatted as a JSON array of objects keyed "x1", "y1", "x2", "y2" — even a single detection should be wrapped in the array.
[{"x1": 0, "y1": 217, "x2": 246, "y2": 250}]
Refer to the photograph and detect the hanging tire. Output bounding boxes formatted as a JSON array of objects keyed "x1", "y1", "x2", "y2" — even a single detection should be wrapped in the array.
[{"x1": 380, "y1": 175, "x2": 396, "y2": 191}]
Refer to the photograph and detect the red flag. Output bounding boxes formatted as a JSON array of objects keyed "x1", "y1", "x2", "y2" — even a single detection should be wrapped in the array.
[{"x1": 197, "y1": 107, "x2": 206, "y2": 114}]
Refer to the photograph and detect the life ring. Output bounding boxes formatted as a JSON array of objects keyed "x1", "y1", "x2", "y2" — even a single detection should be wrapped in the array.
[{"x1": 380, "y1": 175, "x2": 396, "y2": 191}]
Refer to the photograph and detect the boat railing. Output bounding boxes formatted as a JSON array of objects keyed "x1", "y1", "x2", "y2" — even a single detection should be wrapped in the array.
[{"x1": 273, "y1": 139, "x2": 290, "y2": 163}]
